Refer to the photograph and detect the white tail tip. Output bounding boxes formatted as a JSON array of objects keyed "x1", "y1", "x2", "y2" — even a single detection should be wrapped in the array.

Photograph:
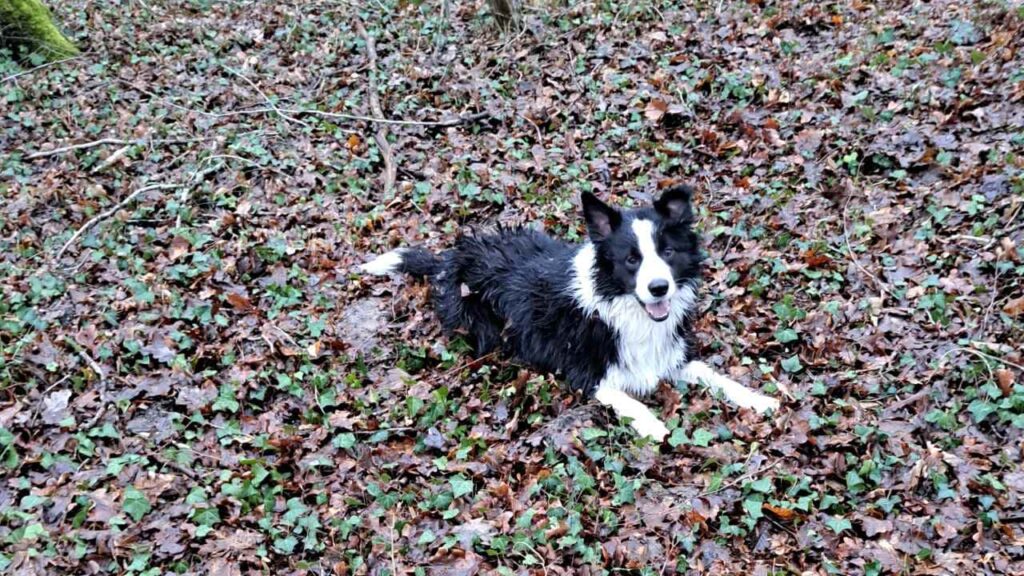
[{"x1": 358, "y1": 249, "x2": 405, "y2": 276}]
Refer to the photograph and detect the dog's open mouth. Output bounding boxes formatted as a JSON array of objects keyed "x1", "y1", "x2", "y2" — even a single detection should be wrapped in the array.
[{"x1": 642, "y1": 300, "x2": 671, "y2": 322}]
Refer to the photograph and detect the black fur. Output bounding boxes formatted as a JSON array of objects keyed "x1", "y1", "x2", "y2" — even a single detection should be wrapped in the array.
[{"x1": 380, "y1": 186, "x2": 703, "y2": 398}]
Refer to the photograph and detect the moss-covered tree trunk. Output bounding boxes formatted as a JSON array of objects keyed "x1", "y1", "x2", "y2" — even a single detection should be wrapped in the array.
[{"x1": 0, "y1": 0, "x2": 79, "y2": 62}]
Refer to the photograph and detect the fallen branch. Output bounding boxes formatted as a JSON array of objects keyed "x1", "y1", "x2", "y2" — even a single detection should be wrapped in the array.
[
  {"x1": 27, "y1": 137, "x2": 129, "y2": 159},
  {"x1": 62, "y1": 336, "x2": 105, "y2": 383},
  {"x1": 884, "y1": 385, "x2": 936, "y2": 413},
  {"x1": 223, "y1": 65, "x2": 311, "y2": 128},
  {"x1": 54, "y1": 183, "x2": 180, "y2": 263},
  {"x1": 698, "y1": 455, "x2": 782, "y2": 498},
  {"x1": 356, "y1": 19, "x2": 397, "y2": 197},
  {"x1": 1, "y1": 54, "x2": 83, "y2": 84},
  {"x1": 117, "y1": 76, "x2": 489, "y2": 128},
  {"x1": 91, "y1": 144, "x2": 132, "y2": 173},
  {"x1": 283, "y1": 107, "x2": 491, "y2": 127},
  {"x1": 27, "y1": 136, "x2": 210, "y2": 159},
  {"x1": 842, "y1": 191, "x2": 891, "y2": 298}
]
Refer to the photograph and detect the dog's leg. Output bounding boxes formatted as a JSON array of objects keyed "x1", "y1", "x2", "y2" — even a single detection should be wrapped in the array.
[
  {"x1": 594, "y1": 385, "x2": 669, "y2": 442},
  {"x1": 674, "y1": 361, "x2": 780, "y2": 413}
]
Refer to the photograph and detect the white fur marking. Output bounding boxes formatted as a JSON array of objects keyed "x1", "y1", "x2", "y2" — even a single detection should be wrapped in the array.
[
  {"x1": 595, "y1": 386, "x2": 669, "y2": 441},
  {"x1": 631, "y1": 219, "x2": 676, "y2": 303},
  {"x1": 359, "y1": 249, "x2": 405, "y2": 276},
  {"x1": 674, "y1": 361, "x2": 780, "y2": 413},
  {"x1": 571, "y1": 243, "x2": 696, "y2": 396}
]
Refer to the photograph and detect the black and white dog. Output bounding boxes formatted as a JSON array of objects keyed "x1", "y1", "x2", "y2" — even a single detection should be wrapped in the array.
[{"x1": 359, "y1": 185, "x2": 779, "y2": 441}]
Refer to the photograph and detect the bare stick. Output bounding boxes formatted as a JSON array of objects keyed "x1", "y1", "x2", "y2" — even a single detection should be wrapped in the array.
[
  {"x1": 91, "y1": 144, "x2": 132, "y2": 173},
  {"x1": 356, "y1": 19, "x2": 397, "y2": 197},
  {"x1": 27, "y1": 136, "x2": 211, "y2": 159},
  {"x1": 2, "y1": 55, "x2": 83, "y2": 84},
  {"x1": 27, "y1": 138, "x2": 129, "y2": 159},
  {"x1": 842, "y1": 193, "x2": 890, "y2": 298},
  {"x1": 63, "y1": 336, "x2": 105, "y2": 382},
  {"x1": 115, "y1": 77, "x2": 487, "y2": 127},
  {"x1": 223, "y1": 65, "x2": 311, "y2": 128},
  {"x1": 55, "y1": 183, "x2": 180, "y2": 263},
  {"x1": 697, "y1": 454, "x2": 782, "y2": 498},
  {"x1": 284, "y1": 107, "x2": 490, "y2": 127}
]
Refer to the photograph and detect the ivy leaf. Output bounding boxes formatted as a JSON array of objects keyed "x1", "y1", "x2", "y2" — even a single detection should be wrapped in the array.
[
  {"x1": 450, "y1": 476, "x2": 474, "y2": 499},
  {"x1": 667, "y1": 427, "x2": 688, "y2": 448},
  {"x1": 123, "y1": 486, "x2": 151, "y2": 522},
  {"x1": 273, "y1": 534, "x2": 298, "y2": 554},
  {"x1": 690, "y1": 428, "x2": 715, "y2": 447},
  {"x1": 212, "y1": 383, "x2": 239, "y2": 413},
  {"x1": 333, "y1": 432, "x2": 357, "y2": 450},
  {"x1": 775, "y1": 328, "x2": 799, "y2": 343},
  {"x1": 826, "y1": 516, "x2": 853, "y2": 534},
  {"x1": 742, "y1": 498, "x2": 763, "y2": 520},
  {"x1": 746, "y1": 477, "x2": 773, "y2": 494},
  {"x1": 781, "y1": 355, "x2": 803, "y2": 373}
]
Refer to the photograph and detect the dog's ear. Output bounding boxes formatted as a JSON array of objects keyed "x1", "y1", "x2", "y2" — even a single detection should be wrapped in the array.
[
  {"x1": 581, "y1": 192, "x2": 622, "y2": 240},
  {"x1": 654, "y1": 185, "x2": 694, "y2": 223}
]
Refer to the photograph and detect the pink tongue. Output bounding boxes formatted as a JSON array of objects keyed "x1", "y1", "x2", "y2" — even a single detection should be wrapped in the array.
[{"x1": 644, "y1": 300, "x2": 671, "y2": 319}]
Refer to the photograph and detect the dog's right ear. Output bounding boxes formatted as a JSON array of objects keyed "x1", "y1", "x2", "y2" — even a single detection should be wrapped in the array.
[{"x1": 581, "y1": 192, "x2": 622, "y2": 240}]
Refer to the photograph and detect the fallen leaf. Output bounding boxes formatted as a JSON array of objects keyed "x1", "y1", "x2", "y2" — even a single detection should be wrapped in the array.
[
  {"x1": 763, "y1": 503, "x2": 800, "y2": 521},
  {"x1": 41, "y1": 390, "x2": 72, "y2": 425},
  {"x1": 645, "y1": 99, "x2": 668, "y2": 122},
  {"x1": 1004, "y1": 296, "x2": 1024, "y2": 317},
  {"x1": 225, "y1": 292, "x2": 254, "y2": 312},
  {"x1": 996, "y1": 368, "x2": 1014, "y2": 396}
]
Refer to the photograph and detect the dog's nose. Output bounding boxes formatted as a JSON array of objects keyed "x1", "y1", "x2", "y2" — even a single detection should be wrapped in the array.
[{"x1": 648, "y1": 279, "x2": 669, "y2": 297}]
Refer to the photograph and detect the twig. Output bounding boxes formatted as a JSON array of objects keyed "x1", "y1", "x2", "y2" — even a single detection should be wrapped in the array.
[
  {"x1": 26, "y1": 136, "x2": 210, "y2": 159},
  {"x1": 356, "y1": 19, "x2": 397, "y2": 197},
  {"x1": 54, "y1": 183, "x2": 180, "y2": 263},
  {"x1": 978, "y1": 201, "x2": 1022, "y2": 337},
  {"x1": 284, "y1": 107, "x2": 490, "y2": 127},
  {"x1": 842, "y1": 192, "x2": 890, "y2": 298},
  {"x1": 223, "y1": 65, "x2": 311, "y2": 128},
  {"x1": 149, "y1": 450, "x2": 202, "y2": 481},
  {"x1": 27, "y1": 138, "x2": 129, "y2": 159},
  {"x1": 91, "y1": 144, "x2": 132, "y2": 173},
  {"x1": 351, "y1": 426, "x2": 414, "y2": 436},
  {"x1": 698, "y1": 456, "x2": 782, "y2": 498},
  {"x1": 2, "y1": 55, "x2": 83, "y2": 83},
  {"x1": 945, "y1": 346, "x2": 1024, "y2": 374},
  {"x1": 62, "y1": 336, "x2": 105, "y2": 382},
  {"x1": 885, "y1": 384, "x2": 938, "y2": 413},
  {"x1": 116, "y1": 77, "x2": 488, "y2": 127},
  {"x1": 518, "y1": 112, "x2": 544, "y2": 144},
  {"x1": 885, "y1": 345, "x2": 1023, "y2": 414},
  {"x1": 389, "y1": 508, "x2": 400, "y2": 576}
]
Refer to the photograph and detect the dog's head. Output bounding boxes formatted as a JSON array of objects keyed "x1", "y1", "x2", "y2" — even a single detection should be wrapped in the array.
[{"x1": 580, "y1": 186, "x2": 702, "y2": 322}]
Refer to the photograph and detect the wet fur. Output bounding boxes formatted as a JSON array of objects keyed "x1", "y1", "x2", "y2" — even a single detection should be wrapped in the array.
[{"x1": 360, "y1": 186, "x2": 780, "y2": 439}]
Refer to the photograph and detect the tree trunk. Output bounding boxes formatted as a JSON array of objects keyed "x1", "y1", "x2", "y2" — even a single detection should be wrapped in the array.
[
  {"x1": 487, "y1": 0, "x2": 517, "y2": 32},
  {"x1": 0, "y1": 0, "x2": 79, "y2": 62}
]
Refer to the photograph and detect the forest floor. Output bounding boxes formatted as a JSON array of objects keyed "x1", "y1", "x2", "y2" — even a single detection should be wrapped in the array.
[{"x1": 2, "y1": 1, "x2": 1024, "y2": 574}]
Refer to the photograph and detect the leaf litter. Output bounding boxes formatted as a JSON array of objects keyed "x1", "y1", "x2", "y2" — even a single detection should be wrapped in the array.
[{"x1": 1, "y1": 0, "x2": 1023, "y2": 574}]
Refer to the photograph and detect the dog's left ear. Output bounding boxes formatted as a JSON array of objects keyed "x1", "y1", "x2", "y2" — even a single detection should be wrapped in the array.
[
  {"x1": 581, "y1": 192, "x2": 622, "y2": 240},
  {"x1": 654, "y1": 185, "x2": 694, "y2": 223}
]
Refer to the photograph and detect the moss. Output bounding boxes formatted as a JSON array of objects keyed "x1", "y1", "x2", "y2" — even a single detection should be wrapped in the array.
[{"x1": 0, "y1": 0, "x2": 79, "y2": 62}]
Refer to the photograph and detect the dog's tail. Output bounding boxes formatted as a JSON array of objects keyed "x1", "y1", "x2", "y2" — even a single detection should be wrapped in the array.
[{"x1": 358, "y1": 247, "x2": 441, "y2": 278}]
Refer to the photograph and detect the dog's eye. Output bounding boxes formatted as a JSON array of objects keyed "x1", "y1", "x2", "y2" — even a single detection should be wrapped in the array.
[
  {"x1": 626, "y1": 254, "x2": 640, "y2": 266},
  {"x1": 663, "y1": 247, "x2": 675, "y2": 256}
]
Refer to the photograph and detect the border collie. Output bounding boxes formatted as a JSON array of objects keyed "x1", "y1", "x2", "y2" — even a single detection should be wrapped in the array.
[{"x1": 359, "y1": 186, "x2": 780, "y2": 441}]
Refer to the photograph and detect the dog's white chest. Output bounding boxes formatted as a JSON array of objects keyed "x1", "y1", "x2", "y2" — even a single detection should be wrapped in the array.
[
  {"x1": 598, "y1": 286, "x2": 695, "y2": 397},
  {"x1": 610, "y1": 328, "x2": 687, "y2": 396}
]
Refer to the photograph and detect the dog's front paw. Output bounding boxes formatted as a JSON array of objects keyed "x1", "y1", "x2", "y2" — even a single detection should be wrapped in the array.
[
  {"x1": 630, "y1": 414, "x2": 669, "y2": 442},
  {"x1": 744, "y1": 394, "x2": 781, "y2": 414}
]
